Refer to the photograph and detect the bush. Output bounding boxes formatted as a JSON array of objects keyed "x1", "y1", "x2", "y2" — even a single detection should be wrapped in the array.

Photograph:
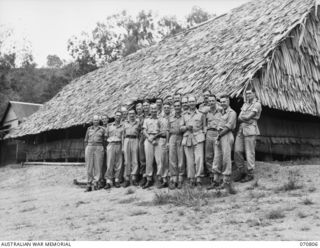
[
  {"x1": 152, "y1": 186, "x2": 217, "y2": 207},
  {"x1": 266, "y1": 209, "x2": 285, "y2": 220}
]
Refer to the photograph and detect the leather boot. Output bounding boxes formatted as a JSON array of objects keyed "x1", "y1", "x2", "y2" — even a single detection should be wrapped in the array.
[
  {"x1": 233, "y1": 168, "x2": 247, "y2": 182},
  {"x1": 142, "y1": 180, "x2": 152, "y2": 189},
  {"x1": 240, "y1": 170, "x2": 254, "y2": 183}
]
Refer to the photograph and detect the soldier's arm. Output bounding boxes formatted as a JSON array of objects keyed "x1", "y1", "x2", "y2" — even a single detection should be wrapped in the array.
[
  {"x1": 218, "y1": 111, "x2": 237, "y2": 140},
  {"x1": 180, "y1": 116, "x2": 187, "y2": 133},
  {"x1": 84, "y1": 128, "x2": 89, "y2": 146},
  {"x1": 202, "y1": 113, "x2": 207, "y2": 134}
]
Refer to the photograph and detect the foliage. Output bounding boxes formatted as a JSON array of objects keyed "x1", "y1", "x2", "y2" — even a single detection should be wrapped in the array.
[
  {"x1": 46, "y1": 55, "x2": 63, "y2": 68},
  {"x1": 67, "y1": 6, "x2": 214, "y2": 71}
]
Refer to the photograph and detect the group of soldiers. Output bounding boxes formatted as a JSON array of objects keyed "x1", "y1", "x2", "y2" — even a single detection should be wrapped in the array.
[{"x1": 84, "y1": 89, "x2": 262, "y2": 194}]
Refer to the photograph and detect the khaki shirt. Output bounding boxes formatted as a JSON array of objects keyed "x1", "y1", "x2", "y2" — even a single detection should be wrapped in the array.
[
  {"x1": 206, "y1": 108, "x2": 222, "y2": 130},
  {"x1": 124, "y1": 120, "x2": 140, "y2": 137},
  {"x1": 105, "y1": 122, "x2": 124, "y2": 142},
  {"x1": 169, "y1": 114, "x2": 183, "y2": 135},
  {"x1": 199, "y1": 103, "x2": 210, "y2": 114},
  {"x1": 181, "y1": 109, "x2": 205, "y2": 146},
  {"x1": 143, "y1": 117, "x2": 160, "y2": 134},
  {"x1": 239, "y1": 99, "x2": 262, "y2": 136},
  {"x1": 219, "y1": 107, "x2": 237, "y2": 131},
  {"x1": 159, "y1": 115, "x2": 170, "y2": 132},
  {"x1": 84, "y1": 126, "x2": 105, "y2": 145}
]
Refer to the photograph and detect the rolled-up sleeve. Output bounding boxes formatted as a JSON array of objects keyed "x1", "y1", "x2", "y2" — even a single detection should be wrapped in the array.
[{"x1": 224, "y1": 111, "x2": 237, "y2": 130}]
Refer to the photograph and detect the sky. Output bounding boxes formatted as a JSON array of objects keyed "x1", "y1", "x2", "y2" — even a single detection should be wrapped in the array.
[{"x1": 0, "y1": 0, "x2": 249, "y2": 67}]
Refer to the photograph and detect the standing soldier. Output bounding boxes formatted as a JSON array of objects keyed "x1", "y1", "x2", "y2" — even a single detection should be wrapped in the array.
[
  {"x1": 207, "y1": 95, "x2": 237, "y2": 194},
  {"x1": 100, "y1": 115, "x2": 109, "y2": 189},
  {"x1": 84, "y1": 115, "x2": 105, "y2": 192},
  {"x1": 104, "y1": 111, "x2": 124, "y2": 189},
  {"x1": 181, "y1": 96, "x2": 206, "y2": 188},
  {"x1": 138, "y1": 100, "x2": 150, "y2": 186},
  {"x1": 199, "y1": 90, "x2": 211, "y2": 114},
  {"x1": 156, "y1": 102, "x2": 170, "y2": 188},
  {"x1": 205, "y1": 95, "x2": 221, "y2": 182},
  {"x1": 123, "y1": 109, "x2": 140, "y2": 187},
  {"x1": 156, "y1": 98, "x2": 163, "y2": 117},
  {"x1": 234, "y1": 89, "x2": 262, "y2": 182},
  {"x1": 181, "y1": 96, "x2": 189, "y2": 115},
  {"x1": 142, "y1": 104, "x2": 161, "y2": 189},
  {"x1": 168, "y1": 100, "x2": 184, "y2": 189},
  {"x1": 121, "y1": 106, "x2": 129, "y2": 123}
]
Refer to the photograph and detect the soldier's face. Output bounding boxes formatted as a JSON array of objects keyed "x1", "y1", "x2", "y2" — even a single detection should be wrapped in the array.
[
  {"x1": 121, "y1": 109, "x2": 128, "y2": 118},
  {"x1": 220, "y1": 98, "x2": 229, "y2": 109},
  {"x1": 163, "y1": 104, "x2": 170, "y2": 115},
  {"x1": 102, "y1": 117, "x2": 108, "y2": 125},
  {"x1": 167, "y1": 96, "x2": 173, "y2": 104},
  {"x1": 173, "y1": 95, "x2": 181, "y2": 102},
  {"x1": 181, "y1": 99, "x2": 188, "y2": 110},
  {"x1": 115, "y1": 112, "x2": 122, "y2": 122},
  {"x1": 174, "y1": 102, "x2": 181, "y2": 114},
  {"x1": 204, "y1": 92, "x2": 210, "y2": 102},
  {"x1": 93, "y1": 118, "x2": 99, "y2": 126},
  {"x1": 208, "y1": 97, "x2": 216, "y2": 107},
  {"x1": 128, "y1": 111, "x2": 135, "y2": 121},
  {"x1": 136, "y1": 105, "x2": 143, "y2": 115},
  {"x1": 143, "y1": 103, "x2": 150, "y2": 113},
  {"x1": 150, "y1": 105, "x2": 157, "y2": 116},
  {"x1": 246, "y1": 92, "x2": 254, "y2": 102},
  {"x1": 188, "y1": 97, "x2": 196, "y2": 109},
  {"x1": 156, "y1": 100, "x2": 162, "y2": 109}
]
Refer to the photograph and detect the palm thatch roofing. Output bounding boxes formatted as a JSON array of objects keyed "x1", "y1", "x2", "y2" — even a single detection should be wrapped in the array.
[{"x1": 9, "y1": 0, "x2": 320, "y2": 138}]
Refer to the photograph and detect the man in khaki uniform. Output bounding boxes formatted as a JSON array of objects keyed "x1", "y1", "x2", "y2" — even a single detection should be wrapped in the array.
[
  {"x1": 199, "y1": 90, "x2": 211, "y2": 114},
  {"x1": 123, "y1": 109, "x2": 140, "y2": 187},
  {"x1": 142, "y1": 104, "x2": 161, "y2": 189},
  {"x1": 104, "y1": 111, "x2": 124, "y2": 189},
  {"x1": 156, "y1": 98, "x2": 163, "y2": 117},
  {"x1": 156, "y1": 102, "x2": 170, "y2": 188},
  {"x1": 100, "y1": 115, "x2": 109, "y2": 188},
  {"x1": 207, "y1": 95, "x2": 236, "y2": 194},
  {"x1": 138, "y1": 100, "x2": 150, "y2": 186},
  {"x1": 181, "y1": 97, "x2": 189, "y2": 114},
  {"x1": 84, "y1": 115, "x2": 105, "y2": 192},
  {"x1": 168, "y1": 100, "x2": 184, "y2": 189},
  {"x1": 205, "y1": 95, "x2": 222, "y2": 181},
  {"x1": 234, "y1": 89, "x2": 262, "y2": 182},
  {"x1": 121, "y1": 106, "x2": 129, "y2": 123},
  {"x1": 181, "y1": 96, "x2": 205, "y2": 188}
]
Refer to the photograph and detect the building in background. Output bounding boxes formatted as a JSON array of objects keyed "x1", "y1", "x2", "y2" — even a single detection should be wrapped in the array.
[
  {"x1": 5, "y1": 0, "x2": 320, "y2": 162},
  {"x1": 0, "y1": 101, "x2": 42, "y2": 165}
]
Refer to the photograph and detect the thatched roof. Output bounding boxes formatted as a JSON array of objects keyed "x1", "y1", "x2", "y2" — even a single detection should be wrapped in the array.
[{"x1": 10, "y1": 0, "x2": 320, "y2": 138}]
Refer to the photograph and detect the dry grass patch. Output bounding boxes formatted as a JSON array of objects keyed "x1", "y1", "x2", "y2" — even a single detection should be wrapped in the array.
[
  {"x1": 130, "y1": 210, "x2": 148, "y2": 216},
  {"x1": 302, "y1": 197, "x2": 314, "y2": 205},
  {"x1": 297, "y1": 211, "x2": 308, "y2": 218},
  {"x1": 118, "y1": 197, "x2": 137, "y2": 204},
  {"x1": 275, "y1": 170, "x2": 303, "y2": 192},
  {"x1": 266, "y1": 208, "x2": 285, "y2": 220},
  {"x1": 152, "y1": 186, "x2": 218, "y2": 207},
  {"x1": 125, "y1": 188, "x2": 135, "y2": 195}
]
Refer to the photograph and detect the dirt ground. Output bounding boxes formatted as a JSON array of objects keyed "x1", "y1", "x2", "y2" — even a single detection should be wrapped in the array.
[{"x1": 0, "y1": 161, "x2": 320, "y2": 241}]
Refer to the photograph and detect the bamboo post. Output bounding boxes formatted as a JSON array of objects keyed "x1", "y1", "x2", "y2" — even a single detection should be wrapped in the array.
[{"x1": 65, "y1": 129, "x2": 69, "y2": 162}]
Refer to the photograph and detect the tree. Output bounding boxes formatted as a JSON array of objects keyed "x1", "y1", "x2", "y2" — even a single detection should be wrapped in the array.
[
  {"x1": 186, "y1": 6, "x2": 214, "y2": 27},
  {"x1": 46, "y1": 54, "x2": 63, "y2": 68},
  {"x1": 21, "y1": 53, "x2": 36, "y2": 69},
  {"x1": 158, "y1": 16, "x2": 184, "y2": 38}
]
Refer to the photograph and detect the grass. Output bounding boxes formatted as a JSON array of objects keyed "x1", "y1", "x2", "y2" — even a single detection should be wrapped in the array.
[
  {"x1": 118, "y1": 197, "x2": 136, "y2": 204},
  {"x1": 152, "y1": 186, "x2": 217, "y2": 207},
  {"x1": 266, "y1": 209, "x2": 285, "y2": 220},
  {"x1": 275, "y1": 170, "x2": 303, "y2": 192},
  {"x1": 302, "y1": 197, "x2": 314, "y2": 205},
  {"x1": 297, "y1": 211, "x2": 308, "y2": 218},
  {"x1": 130, "y1": 210, "x2": 148, "y2": 216},
  {"x1": 125, "y1": 188, "x2": 135, "y2": 195}
]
